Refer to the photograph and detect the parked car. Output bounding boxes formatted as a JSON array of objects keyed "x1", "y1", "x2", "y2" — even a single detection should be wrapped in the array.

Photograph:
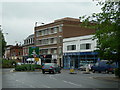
[
  {"x1": 78, "y1": 63, "x2": 93, "y2": 71},
  {"x1": 78, "y1": 64, "x2": 88, "y2": 71},
  {"x1": 91, "y1": 60, "x2": 118, "y2": 74},
  {"x1": 42, "y1": 63, "x2": 61, "y2": 74},
  {"x1": 17, "y1": 62, "x2": 24, "y2": 65}
]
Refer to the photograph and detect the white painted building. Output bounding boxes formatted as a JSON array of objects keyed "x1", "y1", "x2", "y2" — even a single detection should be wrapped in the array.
[
  {"x1": 63, "y1": 35, "x2": 98, "y2": 69},
  {"x1": 63, "y1": 35, "x2": 97, "y2": 53}
]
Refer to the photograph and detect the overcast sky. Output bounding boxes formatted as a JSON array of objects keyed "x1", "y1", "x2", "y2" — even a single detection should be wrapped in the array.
[{"x1": 1, "y1": 0, "x2": 101, "y2": 45}]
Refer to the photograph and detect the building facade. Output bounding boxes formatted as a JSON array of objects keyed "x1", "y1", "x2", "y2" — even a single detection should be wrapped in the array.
[
  {"x1": 4, "y1": 45, "x2": 13, "y2": 59},
  {"x1": 63, "y1": 35, "x2": 98, "y2": 69},
  {"x1": 22, "y1": 34, "x2": 34, "y2": 63},
  {"x1": 35, "y1": 17, "x2": 96, "y2": 67},
  {"x1": 9, "y1": 44, "x2": 23, "y2": 61}
]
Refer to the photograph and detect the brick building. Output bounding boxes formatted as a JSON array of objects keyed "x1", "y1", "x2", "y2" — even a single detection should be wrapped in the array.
[
  {"x1": 34, "y1": 17, "x2": 96, "y2": 67},
  {"x1": 9, "y1": 44, "x2": 23, "y2": 61},
  {"x1": 4, "y1": 45, "x2": 13, "y2": 59}
]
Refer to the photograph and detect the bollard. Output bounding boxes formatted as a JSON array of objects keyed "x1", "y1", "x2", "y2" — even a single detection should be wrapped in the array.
[
  {"x1": 86, "y1": 67, "x2": 89, "y2": 73},
  {"x1": 82, "y1": 66, "x2": 90, "y2": 74},
  {"x1": 70, "y1": 66, "x2": 76, "y2": 74}
]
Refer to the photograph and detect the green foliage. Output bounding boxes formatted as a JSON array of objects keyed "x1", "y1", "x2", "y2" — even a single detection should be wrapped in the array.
[
  {"x1": 0, "y1": 30, "x2": 7, "y2": 57},
  {"x1": 33, "y1": 64, "x2": 42, "y2": 69},
  {"x1": 15, "y1": 64, "x2": 42, "y2": 71},
  {"x1": 115, "y1": 68, "x2": 120, "y2": 78},
  {"x1": 15, "y1": 65, "x2": 27, "y2": 71},
  {"x1": 2, "y1": 59, "x2": 17, "y2": 68},
  {"x1": 80, "y1": 1, "x2": 120, "y2": 64}
]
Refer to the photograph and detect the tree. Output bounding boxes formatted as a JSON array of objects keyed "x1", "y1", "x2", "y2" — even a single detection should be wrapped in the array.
[
  {"x1": 0, "y1": 28, "x2": 7, "y2": 58},
  {"x1": 80, "y1": 1, "x2": 120, "y2": 67}
]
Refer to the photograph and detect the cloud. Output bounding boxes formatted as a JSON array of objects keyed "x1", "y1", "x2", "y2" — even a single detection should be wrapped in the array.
[{"x1": 2, "y1": 2, "x2": 101, "y2": 45}]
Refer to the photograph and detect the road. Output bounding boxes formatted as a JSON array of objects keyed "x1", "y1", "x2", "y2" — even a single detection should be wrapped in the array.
[{"x1": 2, "y1": 68, "x2": 120, "y2": 89}]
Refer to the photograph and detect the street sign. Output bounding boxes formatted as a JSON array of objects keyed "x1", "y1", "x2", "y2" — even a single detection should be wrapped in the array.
[
  {"x1": 34, "y1": 58, "x2": 39, "y2": 61},
  {"x1": 29, "y1": 47, "x2": 39, "y2": 56}
]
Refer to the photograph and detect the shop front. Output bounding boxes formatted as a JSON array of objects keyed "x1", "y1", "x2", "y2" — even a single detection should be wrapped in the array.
[{"x1": 63, "y1": 52, "x2": 98, "y2": 69}]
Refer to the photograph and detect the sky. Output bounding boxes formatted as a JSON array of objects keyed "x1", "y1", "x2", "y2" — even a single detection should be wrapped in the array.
[{"x1": 1, "y1": 0, "x2": 101, "y2": 45}]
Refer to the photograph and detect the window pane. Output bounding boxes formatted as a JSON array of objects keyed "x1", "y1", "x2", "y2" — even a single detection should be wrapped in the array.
[
  {"x1": 80, "y1": 43, "x2": 91, "y2": 50},
  {"x1": 67, "y1": 45, "x2": 76, "y2": 51},
  {"x1": 80, "y1": 44, "x2": 86, "y2": 50},
  {"x1": 86, "y1": 43, "x2": 91, "y2": 49}
]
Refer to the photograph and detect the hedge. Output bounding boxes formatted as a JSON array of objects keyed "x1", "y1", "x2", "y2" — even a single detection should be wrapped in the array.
[
  {"x1": 15, "y1": 64, "x2": 42, "y2": 71},
  {"x1": 115, "y1": 68, "x2": 120, "y2": 78},
  {"x1": 2, "y1": 59, "x2": 17, "y2": 68}
]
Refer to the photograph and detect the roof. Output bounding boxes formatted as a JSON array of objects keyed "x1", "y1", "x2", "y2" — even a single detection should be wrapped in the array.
[
  {"x1": 25, "y1": 34, "x2": 34, "y2": 40},
  {"x1": 54, "y1": 17, "x2": 80, "y2": 22}
]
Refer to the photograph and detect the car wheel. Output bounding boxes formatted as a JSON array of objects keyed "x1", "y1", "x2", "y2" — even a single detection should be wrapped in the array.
[
  {"x1": 42, "y1": 70, "x2": 45, "y2": 74},
  {"x1": 112, "y1": 72, "x2": 114, "y2": 74},
  {"x1": 105, "y1": 70, "x2": 109, "y2": 74},
  {"x1": 53, "y1": 70, "x2": 56, "y2": 74},
  {"x1": 92, "y1": 70, "x2": 95, "y2": 73},
  {"x1": 58, "y1": 71, "x2": 61, "y2": 73},
  {"x1": 98, "y1": 71, "x2": 101, "y2": 73}
]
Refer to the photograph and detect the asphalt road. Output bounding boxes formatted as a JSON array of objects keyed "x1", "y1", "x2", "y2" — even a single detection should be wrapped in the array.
[{"x1": 2, "y1": 68, "x2": 120, "y2": 88}]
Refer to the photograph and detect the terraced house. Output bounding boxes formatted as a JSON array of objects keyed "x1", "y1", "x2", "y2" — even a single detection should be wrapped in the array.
[{"x1": 34, "y1": 17, "x2": 96, "y2": 67}]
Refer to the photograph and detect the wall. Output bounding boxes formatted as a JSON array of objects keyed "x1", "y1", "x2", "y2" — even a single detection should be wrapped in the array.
[{"x1": 63, "y1": 35, "x2": 97, "y2": 53}]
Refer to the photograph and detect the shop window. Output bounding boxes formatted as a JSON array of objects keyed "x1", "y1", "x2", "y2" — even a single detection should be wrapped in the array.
[
  {"x1": 67, "y1": 45, "x2": 76, "y2": 51},
  {"x1": 80, "y1": 43, "x2": 91, "y2": 50}
]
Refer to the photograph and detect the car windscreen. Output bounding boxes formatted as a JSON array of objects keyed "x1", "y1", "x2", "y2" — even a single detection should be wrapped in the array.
[
  {"x1": 44, "y1": 65, "x2": 52, "y2": 68},
  {"x1": 44, "y1": 63, "x2": 54, "y2": 68}
]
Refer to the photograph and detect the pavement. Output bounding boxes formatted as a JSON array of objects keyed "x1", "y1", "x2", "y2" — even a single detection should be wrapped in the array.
[{"x1": 93, "y1": 76, "x2": 120, "y2": 82}]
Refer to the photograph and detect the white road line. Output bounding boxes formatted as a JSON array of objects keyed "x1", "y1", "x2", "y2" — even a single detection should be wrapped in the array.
[
  {"x1": 42, "y1": 85, "x2": 51, "y2": 88},
  {"x1": 16, "y1": 80, "x2": 18, "y2": 82},
  {"x1": 13, "y1": 74, "x2": 16, "y2": 76},
  {"x1": 49, "y1": 75, "x2": 57, "y2": 80},
  {"x1": 62, "y1": 80, "x2": 82, "y2": 87},
  {"x1": 10, "y1": 69, "x2": 14, "y2": 72},
  {"x1": 15, "y1": 79, "x2": 36, "y2": 88},
  {"x1": 22, "y1": 82, "x2": 25, "y2": 84},
  {"x1": 89, "y1": 77, "x2": 93, "y2": 79}
]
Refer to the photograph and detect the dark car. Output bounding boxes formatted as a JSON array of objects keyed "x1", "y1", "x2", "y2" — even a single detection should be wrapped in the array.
[
  {"x1": 42, "y1": 63, "x2": 61, "y2": 74},
  {"x1": 91, "y1": 60, "x2": 118, "y2": 74}
]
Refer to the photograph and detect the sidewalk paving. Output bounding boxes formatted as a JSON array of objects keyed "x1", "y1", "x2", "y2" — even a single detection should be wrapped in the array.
[{"x1": 92, "y1": 76, "x2": 120, "y2": 82}]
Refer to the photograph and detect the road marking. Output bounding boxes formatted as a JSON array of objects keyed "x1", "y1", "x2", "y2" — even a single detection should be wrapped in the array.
[
  {"x1": 10, "y1": 69, "x2": 14, "y2": 73},
  {"x1": 22, "y1": 82, "x2": 25, "y2": 84},
  {"x1": 16, "y1": 80, "x2": 19, "y2": 82},
  {"x1": 62, "y1": 80, "x2": 82, "y2": 87},
  {"x1": 49, "y1": 75, "x2": 57, "y2": 80},
  {"x1": 42, "y1": 85, "x2": 51, "y2": 88},
  {"x1": 89, "y1": 77, "x2": 93, "y2": 79},
  {"x1": 13, "y1": 74, "x2": 16, "y2": 76}
]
